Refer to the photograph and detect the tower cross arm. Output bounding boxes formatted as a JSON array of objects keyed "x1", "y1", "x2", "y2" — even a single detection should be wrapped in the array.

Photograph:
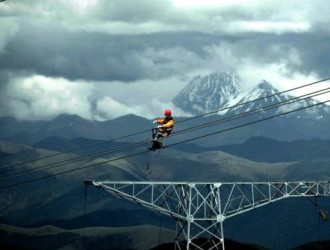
[{"x1": 87, "y1": 180, "x2": 330, "y2": 219}]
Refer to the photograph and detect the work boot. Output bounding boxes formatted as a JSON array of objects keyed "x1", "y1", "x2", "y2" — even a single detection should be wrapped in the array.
[{"x1": 148, "y1": 141, "x2": 162, "y2": 151}]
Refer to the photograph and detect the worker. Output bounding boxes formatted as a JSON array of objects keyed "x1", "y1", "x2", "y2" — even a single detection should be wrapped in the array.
[{"x1": 148, "y1": 109, "x2": 174, "y2": 151}]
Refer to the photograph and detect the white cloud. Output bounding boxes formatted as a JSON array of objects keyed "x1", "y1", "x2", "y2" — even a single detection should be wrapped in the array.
[
  {"x1": 3, "y1": 74, "x2": 191, "y2": 121},
  {"x1": 93, "y1": 76, "x2": 187, "y2": 106},
  {"x1": 237, "y1": 61, "x2": 330, "y2": 103},
  {"x1": 75, "y1": 21, "x2": 180, "y2": 35},
  {"x1": 4, "y1": 0, "x2": 323, "y2": 35},
  {"x1": 6, "y1": 75, "x2": 94, "y2": 120},
  {"x1": 95, "y1": 96, "x2": 142, "y2": 120},
  {"x1": 95, "y1": 96, "x2": 188, "y2": 120},
  {"x1": 92, "y1": 77, "x2": 191, "y2": 119},
  {"x1": 56, "y1": 0, "x2": 98, "y2": 15},
  {"x1": 170, "y1": 0, "x2": 319, "y2": 35},
  {"x1": 226, "y1": 21, "x2": 311, "y2": 34},
  {"x1": 1, "y1": 0, "x2": 330, "y2": 121},
  {"x1": 203, "y1": 43, "x2": 326, "y2": 97}
]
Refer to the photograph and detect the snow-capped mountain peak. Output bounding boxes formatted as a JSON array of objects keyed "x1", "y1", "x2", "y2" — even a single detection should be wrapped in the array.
[
  {"x1": 172, "y1": 71, "x2": 241, "y2": 115},
  {"x1": 172, "y1": 72, "x2": 330, "y2": 119},
  {"x1": 226, "y1": 80, "x2": 290, "y2": 115},
  {"x1": 258, "y1": 80, "x2": 275, "y2": 91}
]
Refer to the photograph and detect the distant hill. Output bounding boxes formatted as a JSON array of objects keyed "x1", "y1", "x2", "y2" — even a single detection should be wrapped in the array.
[
  {"x1": 1, "y1": 134, "x2": 330, "y2": 249},
  {"x1": 152, "y1": 237, "x2": 269, "y2": 250},
  {"x1": 292, "y1": 240, "x2": 330, "y2": 250},
  {"x1": 217, "y1": 136, "x2": 330, "y2": 162},
  {"x1": 1, "y1": 108, "x2": 330, "y2": 148},
  {"x1": 2, "y1": 72, "x2": 330, "y2": 249},
  {"x1": 0, "y1": 224, "x2": 176, "y2": 250},
  {"x1": 33, "y1": 135, "x2": 78, "y2": 152}
]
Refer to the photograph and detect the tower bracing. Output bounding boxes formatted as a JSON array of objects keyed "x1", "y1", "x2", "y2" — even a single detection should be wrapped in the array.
[{"x1": 86, "y1": 180, "x2": 330, "y2": 250}]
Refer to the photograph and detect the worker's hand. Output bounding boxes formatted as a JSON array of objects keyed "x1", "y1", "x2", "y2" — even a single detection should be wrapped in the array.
[
  {"x1": 153, "y1": 120, "x2": 157, "y2": 123},
  {"x1": 157, "y1": 125, "x2": 163, "y2": 128}
]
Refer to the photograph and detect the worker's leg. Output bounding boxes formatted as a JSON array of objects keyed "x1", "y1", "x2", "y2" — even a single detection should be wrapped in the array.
[{"x1": 148, "y1": 140, "x2": 162, "y2": 151}]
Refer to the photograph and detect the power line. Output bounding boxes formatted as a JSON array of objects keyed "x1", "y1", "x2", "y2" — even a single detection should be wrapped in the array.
[
  {"x1": 0, "y1": 140, "x2": 148, "y2": 180},
  {"x1": 2, "y1": 87, "x2": 329, "y2": 181},
  {"x1": 0, "y1": 151, "x2": 147, "y2": 190},
  {"x1": 175, "y1": 77, "x2": 330, "y2": 123},
  {"x1": 1, "y1": 97, "x2": 329, "y2": 189},
  {"x1": 3, "y1": 77, "x2": 330, "y2": 169},
  {"x1": 171, "y1": 87, "x2": 330, "y2": 138},
  {"x1": 167, "y1": 99, "x2": 330, "y2": 148},
  {"x1": 1, "y1": 129, "x2": 151, "y2": 169},
  {"x1": 2, "y1": 85, "x2": 330, "y2": 181}
]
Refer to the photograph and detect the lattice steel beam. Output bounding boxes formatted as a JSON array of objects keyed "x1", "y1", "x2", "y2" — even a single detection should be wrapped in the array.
[{"x1": 86, "y1": 181, "x2": 330, "y2": 250}]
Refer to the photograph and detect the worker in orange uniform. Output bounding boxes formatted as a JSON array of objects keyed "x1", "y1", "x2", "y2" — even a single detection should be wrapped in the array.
[{"x1": 148, "y1": 109, "x2": 174, "y2": 151}]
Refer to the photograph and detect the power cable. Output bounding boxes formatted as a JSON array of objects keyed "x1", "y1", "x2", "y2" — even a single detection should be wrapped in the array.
[
  {"x1": 0, "y1": 140, "x2": 148, "y2": 180},
  {"x1": 174, "y1": 77, "x2": 330, "y2": 123},
  {"x1": 171, "y1": 87, "x2": 330, "y2": 138},
  {"x1": 0, "y1": 97, "x2": 329, "y2": 190},
  {"x1": 2, "y1": 87, "x2": 329, "y2": 181},
  {"x1": 1, "y1": 129, "x2": 151, "y2": 169},
  {"x1": 2, "y1": 86, "x2": 329, "y2": 181},
  {"x1": 166, "y1": 99, "x2": 330, "y2": 148},
  {"x1": 3, "y1": 77, "x2": 330, "y2": 169},
  {"x1": 0, "y1": 151, "x2": 147, "y2": 190}
]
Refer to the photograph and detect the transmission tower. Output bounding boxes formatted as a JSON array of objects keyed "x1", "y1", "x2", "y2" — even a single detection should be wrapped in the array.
[{"x1": 85, "y1": 180, "x2": 330, "y2": 250}]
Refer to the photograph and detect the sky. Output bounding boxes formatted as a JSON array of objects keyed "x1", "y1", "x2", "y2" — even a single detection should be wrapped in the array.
[{"x1": 1, "y1": 0, "x2": 330, "y2": 121}]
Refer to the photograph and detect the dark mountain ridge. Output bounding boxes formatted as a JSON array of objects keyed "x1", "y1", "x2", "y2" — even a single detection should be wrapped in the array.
[
  {"x1": 217, "y1": 136, "x2": 330, "y2": 162},
  {"x1": 1, "y1": 135, "x2": 330, "y2": 249},
  {"x1": 26, "y1": 135, "x2": 330, "y2": 164},
  {"x1": 1, "y1": 111, "x2": 330, "y2": 147},
  {"x1": 1, "y1": 71, "x2": 330, "y2": 249}
]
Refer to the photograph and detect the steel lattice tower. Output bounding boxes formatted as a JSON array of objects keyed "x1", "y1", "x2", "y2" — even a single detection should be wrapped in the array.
[{"x1": 85, "y1": 180, "x2": 330, "y2": 250}]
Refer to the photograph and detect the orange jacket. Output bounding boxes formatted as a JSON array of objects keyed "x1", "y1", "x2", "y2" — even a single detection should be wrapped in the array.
[{"x1": 156, "y1": 116, "x2": 174, "y2": 131}]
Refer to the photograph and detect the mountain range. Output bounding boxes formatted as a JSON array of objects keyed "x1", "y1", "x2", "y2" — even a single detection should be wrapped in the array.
[
  {"x1": 1, "y1": 71, "x2": 330, "y2": 147},
  {"x1": 1, "y1": 111, "x2": 330, "y2": 149},
  {"x1": 172, "y1": 71, "x2": 330, "y2": 119},
  {"x1": 1, "y1": 71, "x2": 330, "y2": 249},
  {"x1": 1, "y1": 134, "x2": 330, "y2": 249}
]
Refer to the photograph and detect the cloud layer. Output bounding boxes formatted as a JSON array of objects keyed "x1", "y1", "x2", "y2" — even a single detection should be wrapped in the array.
[{"x1": 1, "y1": 0, "x2": 330, "y2": 120}]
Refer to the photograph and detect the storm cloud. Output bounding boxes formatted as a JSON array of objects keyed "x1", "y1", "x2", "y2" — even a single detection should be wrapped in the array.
[{"x1": 1, "y1": 0, "x2": 330, "y2": 120}]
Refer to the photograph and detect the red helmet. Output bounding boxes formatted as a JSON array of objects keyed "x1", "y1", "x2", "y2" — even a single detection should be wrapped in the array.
[{"x1": 164, "y1": 109, "x2": 172, "y2": 115}]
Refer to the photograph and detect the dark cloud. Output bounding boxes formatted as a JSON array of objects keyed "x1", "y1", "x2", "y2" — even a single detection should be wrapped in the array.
[
  {"x1": 0, "y1": 24, "x2": 143, "y2": 81},
  {"x1": 283, "y1": 33, "x2": 330, "y2": 77},
  {"x1": 1, "y1": 1, "x2": 329, "y2": 82},
  {"x1": 0, "y1": 20, "x2": 230, "y2": 82},
  {"x1": 1, "y1": 0, "x2": 330, "y2": 120},
  {"x1": 0, "y1": 71, "x2": 10, "y2": 117}
]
